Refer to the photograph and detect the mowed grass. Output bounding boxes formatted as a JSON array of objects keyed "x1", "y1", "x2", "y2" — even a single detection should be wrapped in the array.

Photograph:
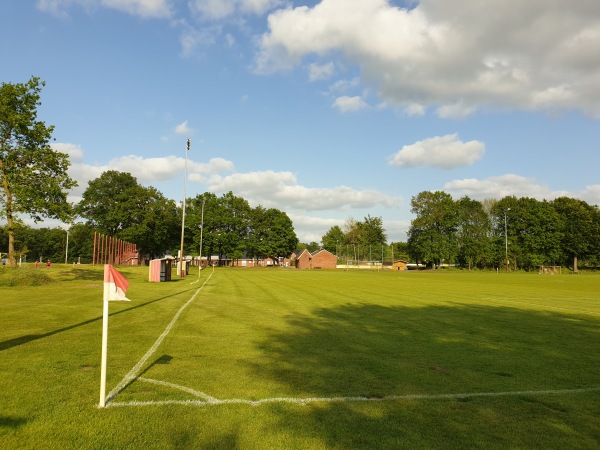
[{"x1": 0, "y1": 265, "x2": 599, "y2": 449}]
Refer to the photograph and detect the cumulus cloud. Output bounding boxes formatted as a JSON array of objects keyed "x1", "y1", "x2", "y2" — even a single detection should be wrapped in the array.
[
  {"x1": 444, "y1": 175, "x2": 600, "y2": 206},
  {"x1": 52, "y1": 142, "x2": 84, "y2": 162},
  {"x1": 287, "y1": 213, "x2": 342, "y2": 243},
  {"x1": 175, "y1": 120, "x2": 192, "y2": 135},
  {"x1": 572, "y1": 185, "x2": 600, "y2": 206},
  {"x1": 179, "y1": 25, "x2": 219, "y2": 56},
  {"x1": 58, "y1": 142, "x2": 234, "y2": 200},
  {"x1": 308, "y1": 62, "x2": 335, "y2": 81},
  {"x1": 255, "y1": 0, "x2": 600, "y2": 116},
  {"x1": 333, "y1": 95, "x2": 369, "y2": 113},
  {"x1": 389, "y1": 134, "x2": 485, "y2": 169},
  {"x1": 444, "y1": 174, "x2": 556, "y2": 200},
  {"x1": 58, "y1": 143, "x2": 398, "y2": 215},
  {"x1": 206, "y1": 170, "x2": 401, "y2": 211},
  {"x1": 37, "y1": 0, "x2": 172, "y2": 18}
]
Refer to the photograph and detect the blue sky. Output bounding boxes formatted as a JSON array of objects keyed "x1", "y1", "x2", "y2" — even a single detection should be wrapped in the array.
[{"x1": 3, "y1": 0, "x2": 599, "y2": 243}]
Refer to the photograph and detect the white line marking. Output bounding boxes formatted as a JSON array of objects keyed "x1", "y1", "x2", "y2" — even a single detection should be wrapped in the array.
[
  {"x1": 106, "y1": 386, "x2": 600, "y2": 408},
  {"x1": 104, "y1": 271, "x2": 214, "y2": 405},
  {"x1": 138, "y1": 376, "x2": 218, "y2": 402}
]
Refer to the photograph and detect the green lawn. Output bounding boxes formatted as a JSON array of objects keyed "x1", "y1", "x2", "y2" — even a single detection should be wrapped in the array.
[{"x1": 1, "y1": 265, "x2": 599, "y2": 449}]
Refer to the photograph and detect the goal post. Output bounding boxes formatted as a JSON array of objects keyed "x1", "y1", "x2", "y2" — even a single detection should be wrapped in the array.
[{"x1": 539, "y1": 265, "x2": 561, "y2": 275}]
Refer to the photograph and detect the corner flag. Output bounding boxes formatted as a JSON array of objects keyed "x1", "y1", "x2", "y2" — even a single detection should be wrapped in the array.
[
  {"x1": 103, "y1": 264, "x2": 130, "y2": 301},
  {"x1": 100, "y1": 264, "x2": 131, "y2": 407}
]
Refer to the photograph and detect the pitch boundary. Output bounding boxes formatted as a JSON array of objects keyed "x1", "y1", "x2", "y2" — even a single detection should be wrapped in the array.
[
  {"x1": 104, "y1": 268, "x2": 599, "y2": 408},
  {"x1": 108, "y1": 377, "x2": 600, "y2": 407}
]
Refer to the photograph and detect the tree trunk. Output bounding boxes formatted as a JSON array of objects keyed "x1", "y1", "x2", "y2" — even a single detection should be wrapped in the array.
[
  {"x1": 3, "y1": 181, "x2": 16, "y2": 266},
  {"x1": 7, "y1": 215, "x2": 16, "y2": 267},
  {"x1": 573, "y1": 255, "x2": 578, "y2": 273}
]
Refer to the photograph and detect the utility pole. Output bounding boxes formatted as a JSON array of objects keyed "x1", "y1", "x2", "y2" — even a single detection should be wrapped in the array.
[
  {"x1": 504, "y1": 208, "x2": 511, "y2": 273},
  {"x1": 179, "y1": 138, "x2": 190, "y2": 277}
]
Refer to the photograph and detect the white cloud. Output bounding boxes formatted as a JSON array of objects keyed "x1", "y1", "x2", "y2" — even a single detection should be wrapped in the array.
[
  {"x1": 175, "y1": 120, "x2": 192, "y2": 135},
  {"x1": 573, "y1": 185, "x2": 600, "y2": 206},
  {"x1": 102, "y1": 0, "x2": 171, "y2": 18},
  {"x1": 444, "y1": 175, "x2": 600, "y2": 206},
  {"x1": 288, "y1": 213, "x2": 342, "y2": 243},
  {"x1": 329, "y1": 77, "x2": 361, "y2": 93},
  {"x1": 389, "y1": 134, "x2": 485, "y2": 169},
  {"x1": 189, "y1": 0, "x2": 234, "y2": 20},
  {"x1": 52, "y1": 142, "x2": 84, "y2": 162},
  {"x1": 58, "y1": 143, "x2": 398, "y2": 214},
  {"x1": 404, "y1": 103, "x2": 426, "y2": 117},
  {"x1": 179, "y1": 25, "x2": 219, "y2": 56},
  {"x1": 206, "y1": 170, "x2": 401, "y2": 211},
  {"x1": 255, "y1": 0, "x2": 600, "y2": 116},
  {"x1": 60, "y1": 142, "x2": 234, "y2": 200},
  {"x1": 444, "y1": 174, "x2": 556, "y2": 200},
  {"x1": 436, "y1": 102, "x2": 476, "y2": 119},
  {"x1": 308, "y1": 62, "x2": 335, "y2": 81},
  {"x1": 333, "y1": 95, "x2": 368, "y2": 113}
]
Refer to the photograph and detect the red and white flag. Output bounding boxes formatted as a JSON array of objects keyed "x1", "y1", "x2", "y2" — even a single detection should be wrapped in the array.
[{"x1": 103, "y1": 264, "x2": 130, "y2": 301}]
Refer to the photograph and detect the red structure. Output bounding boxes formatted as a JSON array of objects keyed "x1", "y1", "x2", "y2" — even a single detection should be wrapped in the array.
[
  {"x1": 292, "y1": 249, "x2": 337, "y2": 269},
  {"x1": 92, "y1": 232, "x2": 138, "y2": 266}
]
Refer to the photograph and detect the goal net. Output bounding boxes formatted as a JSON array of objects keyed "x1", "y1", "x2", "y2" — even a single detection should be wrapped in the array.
[{"x1": 539, "y1": 265, "x2": 561, "y2": 275}]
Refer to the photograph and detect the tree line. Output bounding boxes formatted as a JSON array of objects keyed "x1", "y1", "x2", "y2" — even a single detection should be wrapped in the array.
[
  {"x1": 1, "y1": 170, "x2": 299, "y2": 265},
  {"x1": 318, "y1": 191, "x2": 600, "y2": 272},
  {"x1": 406, "y1": 191, "x2": 600, "y2": 271}
]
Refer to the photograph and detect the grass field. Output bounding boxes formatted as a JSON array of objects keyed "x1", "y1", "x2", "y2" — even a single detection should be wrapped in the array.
[{"x1": 1, "y1": 265, "x2": 599, "y2": 449}]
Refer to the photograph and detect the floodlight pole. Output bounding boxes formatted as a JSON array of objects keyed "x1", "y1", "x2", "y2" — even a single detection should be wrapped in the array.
[
  {"x1": 198, "y1": 196, "x2": 205, "y2": 281},
  {"x1": 504, "y1": 208, "x2": 510, "y2": 273},
  {"x1": 179, "y1": 139, "x2": 190, "y2": 277}
]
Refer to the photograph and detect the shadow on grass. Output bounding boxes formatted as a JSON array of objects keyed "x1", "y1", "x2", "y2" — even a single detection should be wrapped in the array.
[
  {"x1": 0, "y1": 416, "x2": 28, "y2": 429},
  {"x1": 139, "y1": 354, "x2": 173, "y2": 378},
  {"x1": 0, "y1": 289, "x2": 197, "y2": 352},
  {"x1": 249, "y1": 303, "x2": 600, "y2": 447}
]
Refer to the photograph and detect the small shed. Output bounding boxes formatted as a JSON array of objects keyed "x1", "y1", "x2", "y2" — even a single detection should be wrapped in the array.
[
  {"x1": 392, "y1": 260, "x2": 408, "y2": 271},
  {"x1": 149, "y1": 258, "x2": 173, "y2": 282}
]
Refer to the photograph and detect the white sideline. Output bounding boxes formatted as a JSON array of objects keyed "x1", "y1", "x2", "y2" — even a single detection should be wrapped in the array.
[
  {"x1": 107, "y1": 384, "x2": 600, "y2": 408},
  {"x1": 104, "y1": 269, "x2": 214, "y2": 405}
]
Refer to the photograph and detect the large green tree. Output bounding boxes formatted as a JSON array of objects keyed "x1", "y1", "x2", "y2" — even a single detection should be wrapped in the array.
[
  {"x1": 76, "y1": 171, "x2": 179, "y2": 259},
  {"x1": 407, "y1": 191, "x2": 458, "y2": 268},
  {"x1": 492, "y1": 197, "x2": 562, "y2": 270},
  {"x1": 185, "y1": 192, "x2": 252, "y2": 262},
  {"x1": 456, "y1": 196, "x2": 492, "y2": 269},
  {"x1": 552, "y1": 197, "x2": 600, "y2": 271},
  {"x1": 342, "y1": 216, "x2": 387, "y2": 261},
  {"x1": 249, "y1": 206, "x2": 298, "y2": 261},
  {"x1": 321, "y1": 225, "x2": 346, "y2": 255},
  {"x1": 0, "y1": 77, "x2": 76, "y2": 266}
]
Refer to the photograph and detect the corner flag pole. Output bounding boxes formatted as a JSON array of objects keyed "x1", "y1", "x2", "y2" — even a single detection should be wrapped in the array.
[
  {"x1": 99, "y1": 266, "x2": 110, "y2": 407},
  {"x1": 99, "y1": 264, "x2": 130, "y2": 408}
]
